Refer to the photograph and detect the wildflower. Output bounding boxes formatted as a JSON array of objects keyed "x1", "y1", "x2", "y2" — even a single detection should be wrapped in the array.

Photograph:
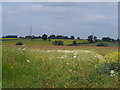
[
  {"x1": 61, "y1": 56, "x2": 64, "y2": 59},
  {"x1": 97, "y1": 55, "x2": 104, "y2": 59},
  {"x1": 110, "y1": 70, "x2": 114, "y2": 74},
  {"x1": 18, "y1": 48, "x2": 21, "y2": 50},
  {"x1": 66, "y1": 63, "x2": 69, "y2": 65},
  {"x1": 110, "y1": 74, "x2": 116, "y2": 76},
  {"x1": 69, "y1": 69, "x2": 72, "y2": 72},
  {"x1": 23, "y1": 48, "x2": 26, "y2": 51},
  {"x1": 112, "y1": 59, "x2": 116, "y2": 61},
  {"x1": 27, "y1": 60, "x2": 30, "y2": 63},
  {"x1": 84, "y1": 50, "x2": 91, "y2": 53},
  {"x1": 110, "y1": 70, "x2": 116, "y2": 76},
  {"x1": 73, "y1": 56, "x2": 77, "y2": 58}
]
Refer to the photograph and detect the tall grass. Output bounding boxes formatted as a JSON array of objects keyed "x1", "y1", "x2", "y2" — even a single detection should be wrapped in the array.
[
  {"x1": 0, "y1": 46, "x2": 2, "y2": 89},
  {"x1": 2, "y1": 47, "x2": 119, "y2": 88}
]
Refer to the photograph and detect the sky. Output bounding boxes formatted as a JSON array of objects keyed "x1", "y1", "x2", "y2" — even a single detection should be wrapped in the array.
[{"x1": 2, "y1": 2, "x2": 118, "y2": 39}]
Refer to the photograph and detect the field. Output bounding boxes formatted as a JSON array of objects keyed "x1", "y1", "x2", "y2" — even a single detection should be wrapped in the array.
[
  {"x1": 1, "y1": 38, "x2": 118, "y2": 47},
  {"x1": 1, "y1": 38, "x2": 119, "y2": 88}
]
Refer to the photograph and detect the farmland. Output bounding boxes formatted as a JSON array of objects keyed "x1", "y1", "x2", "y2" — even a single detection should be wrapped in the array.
[
  {"x1": 1, "y1": 38, "x2": 119, "y2": 88},
  {"x1": 1, "y1": 38, "x2": 118, "y2": 47}
]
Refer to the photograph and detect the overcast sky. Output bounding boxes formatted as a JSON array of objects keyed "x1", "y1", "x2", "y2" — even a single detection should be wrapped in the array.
[{"x1": 2, "y1": 2, "x2": 118, "y2": 39}]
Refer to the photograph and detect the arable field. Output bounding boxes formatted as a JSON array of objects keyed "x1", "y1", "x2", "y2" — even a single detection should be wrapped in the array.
[
  {"x1": 1, "y1": 38, "x2": 118, "y2": 47},
  {"x1": 2, "y1": 38, "x2": 119, "y2": 88}
]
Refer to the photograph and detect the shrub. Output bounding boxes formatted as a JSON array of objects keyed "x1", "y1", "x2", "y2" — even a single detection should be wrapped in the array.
[
  {"x1": 98, "y1": 52, "x2": 119, "y2": 76},
  {"x1": 98, "y1": 62, "x2": 118, "y2": 75},
  {"x1": 53, "y1": 40, "x2": 64, "y2": 46},
  {"x1": 96, "y1": 43, "x2": 108, "y2": 47},
  {"x1": 67, "y1": 41, "x2": 78, "y2": 46},
  {"x1": 16, "y1": 42, "x2": 23, "y2": 45},
  {"x1": 72, "y1": 41, "x2": 77, "y2": 45}
]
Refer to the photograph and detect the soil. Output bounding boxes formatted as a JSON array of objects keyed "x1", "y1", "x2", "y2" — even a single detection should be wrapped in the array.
[{"x1": 2, "y1": 45, "x2": 118, "y2": 50}]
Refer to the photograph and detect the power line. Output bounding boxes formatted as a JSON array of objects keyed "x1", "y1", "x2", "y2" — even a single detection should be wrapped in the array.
[{"x1": 30, "y1": 26, "x2": 32, "y2": 36}]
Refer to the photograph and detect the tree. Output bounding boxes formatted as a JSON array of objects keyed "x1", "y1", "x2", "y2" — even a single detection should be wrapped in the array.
[
  {"x1": 48, "y1": 39, "x2": 51, "y2": 41},
  {"x1": 38, "y1": 36, "x2": 41, "y2": 39},
  {"x1": 53, "y1": 40, "x2": 64, "y2": 46},
  {"x1": 73, "y1": 41, "x2": 77, "y2": 46},
  {"x1": 87, "y1": 35, "x2": 94, "y2": 43},
  {"x1": 70, "y1": 36, "x2": 74, "y2": 39},
  {"x1": 102, "y1": 37, "x2": 111, "y2": 42},
  {"x1": 56, "y1": 35, "x2": 63, "y2": 39},
  {"x1": 77, "y1": 37, "x2": 80, "y2": 40},
  {"x1": 42, "y1": 34, "x2": 48, "y2": 40},
  {"x1": 25, "y1": 36, "x2": 33, "y2": 39},
  {"x1": 94, "y1": 36, "x2": 97, "y2": 42},
  {"x1": 48, "y1": 35, "x2": 56, "y2": 39},
  {"x1": 3, "y1": 35, "x2": 18, "y2": 38},
  {"x1": 117, "y1": 39, "x2": 120, "y2": 42}
]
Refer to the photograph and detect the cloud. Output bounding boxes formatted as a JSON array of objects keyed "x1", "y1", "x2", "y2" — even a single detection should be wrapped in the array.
[
  {"x1": 83, "y1": 14, "x2": 108, "y2": 22},
  {"x1": 55, "y1": 22, "x2": 65, "y2": 27},
  {"x1": 72, "y1": 14, "x2": 110, "y2": 28},
  {"x1": 2, "y1": 2, "x2": 118, "y2": 39},
  {"x1": 22, "y1": 3, "x2": 70, "y2": 14}
]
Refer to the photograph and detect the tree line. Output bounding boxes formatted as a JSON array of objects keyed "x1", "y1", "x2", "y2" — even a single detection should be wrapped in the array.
[
  {"x1": 2, "y1": 34, "x2": 77, "y2": 40},
  {"x1": 2, "y1": 34, "x2": 120, "y2": 43}
]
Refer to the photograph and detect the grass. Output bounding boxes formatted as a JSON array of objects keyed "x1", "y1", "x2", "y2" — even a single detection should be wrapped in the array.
[
  {"x1": 1, "y1": 38, "x2": 118, "y2": 47},
  {"x1": 1, "y1": 38, "x2": 119, "y2": 88},
  {"x1": 2, "y1": 47, "x2": 119, "y2": 88},
  {"x1": 0, "y1": 46, "x2": 2, "y2": 89},
  {"x1": 1, "y1": 38, "x2": 88, "y2": 46}
]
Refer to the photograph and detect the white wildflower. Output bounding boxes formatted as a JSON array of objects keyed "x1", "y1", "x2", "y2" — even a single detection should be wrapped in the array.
[
  {"x1": 73, "y1": 56, "x2": 77, "y2": 58},
  {"x1": 110, "y1": 70, "x2": 116, "y2": 76},
  {"x1": 27, "y1": 60, "x2": 30, "y2": 63},
  {"x1": 18, "y1": 48, "x2": 21, "y2": 50},
  {"x1": 66, "y1": 63, "x2": 69, "y2": 65},
  {"x1": 69, "y1": 69, "x2": 72, "y2": 72},
  {"x1": 110, "y1": 74, "x2": 116, "y2": 76},
  {"x1": 84, "y1": 50, "x2": 91, "y2": 53},
  {"x1": 97, "y1": 55, "x2": 104, "y2": 59},
  {"x1": 23, "y1": 48, "x2": 26, "y2": 51},
  {"x1": 61, "y1": 56, "x2": 64, "y2": 59},
  {"x1": 110, "y1": 70, "x2": 115, "y2": 74}
]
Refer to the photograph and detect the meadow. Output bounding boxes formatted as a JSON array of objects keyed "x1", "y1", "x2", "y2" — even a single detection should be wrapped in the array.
[{"x1": 1, "y1": 38, "x2": 119, "y2": 88}]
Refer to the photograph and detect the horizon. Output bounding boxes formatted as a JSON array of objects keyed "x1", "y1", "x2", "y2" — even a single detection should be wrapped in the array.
[{"x1": 1, "y1": 33, "x2": 118, "y2": 39}]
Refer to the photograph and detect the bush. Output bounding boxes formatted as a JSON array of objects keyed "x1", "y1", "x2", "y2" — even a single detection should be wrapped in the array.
[
  {"x1": 16, "y1": 42, "x2": 23, "y2": 45},
  {"x1": 53, "y1": 40, "x2": 64, "y2": 46},
  {"x1": 72, "y1": 41, "x2": 77, "y2": 45},
  {"x1": 98, "y1": 52, "x2": 119, "y2": 76},
  {"x1": 98, "y1": 62, "x2": 118, "y2": 76},
  {"x1": 96, "y1": 43, "x2": 108, "y2": 47}
]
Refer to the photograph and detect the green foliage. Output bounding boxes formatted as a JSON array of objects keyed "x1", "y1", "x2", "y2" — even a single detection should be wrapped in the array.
[
  {"x1": 87, "y1": 35, "x2": 94, "y2": 43},
  {"x1": 98, "y1": 52, "x2": 119, "y2": 76},
  {"x1": 16, "y1": 42, "x2": 23, "y2": 45},
  {"x1": 102, "y1": 37, "x2": 111, "y2": 42},
  {"x1": 98, "y1": 62, "x2": 118, "y2": 75},
  {"x1": 96, "y1": 43, "x2": 108, "y2": 47},
  {"x1": 72, "y1": 41, "x2": 77, "y2": 45},
  {"x1": 42, "y1": 34, "x2": 48, "y2": 40},
  {"x1": 53, "y1": 40, "x2": 64, "y2": 46}
]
